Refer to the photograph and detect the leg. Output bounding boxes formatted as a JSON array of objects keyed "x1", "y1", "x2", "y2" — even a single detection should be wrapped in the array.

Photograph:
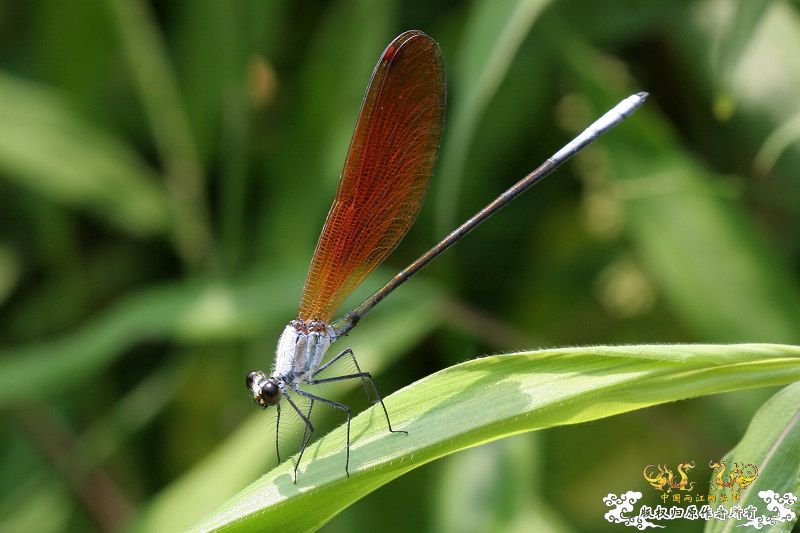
[
  {"x1": 313, "y1": 348, "x2": 405, "y2": 435},
  {"x1": 300, "y1": 399, "x2": 315, "y2": 457},
  {"x1": 309, "y1": 372, "x2": 407, "y2": 435},
  {"x1": 283, "y1": 392, "x2": 314, "y2": 484},
  {"x1": 313, "y1": 347, "x2": 359, "y2": 375},
  {"x1": 293, "y1": 388, "x2": 353, "y2": 478},
  {"x1": 274, "y1": 402, "x2": 281, "y2": 466},
  {"x1": 312, "y1": 347, "x2": 370, "y2": 398}
]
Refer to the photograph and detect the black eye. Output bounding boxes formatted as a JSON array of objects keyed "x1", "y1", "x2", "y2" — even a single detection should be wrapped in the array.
[
  {"x1": 261, "y1": 381, "x2": 281, "y2": 405},
  {"x1": 246, "y1": 370, "x2": 260, "y2": 389}
]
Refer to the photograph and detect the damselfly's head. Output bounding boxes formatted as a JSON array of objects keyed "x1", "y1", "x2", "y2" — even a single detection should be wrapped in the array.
[{"x1": 246, "y1": 370, "x2": 281, "y2": 408}]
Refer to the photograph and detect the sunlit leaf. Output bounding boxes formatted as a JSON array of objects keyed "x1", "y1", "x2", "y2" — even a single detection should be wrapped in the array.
[{"x1": 193, "y1": 344, "x2": 800, "y2": 532}]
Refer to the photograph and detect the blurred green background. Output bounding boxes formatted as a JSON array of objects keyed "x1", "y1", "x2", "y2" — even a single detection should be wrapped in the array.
[{"x1": 1, "y1": 0, "x2": 799, "y2": 531}]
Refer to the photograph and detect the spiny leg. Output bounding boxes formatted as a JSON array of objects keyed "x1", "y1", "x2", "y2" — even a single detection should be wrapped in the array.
[
  {"x1": 312, "y1": 348, "x2": 405, "y2": 435},
  {"x1": 309, "y1": 372, "x2": 407, "y2": 435},
  {"x1": 293, "y1": 388, "x2": 353, "y2": 478},
  {"x1": 301, "y1": 399, "x2": 315, "y2": 456},
  {"x1": 283, "y1": 392, "x2": 314, "y2": 484},
  {"x1": 274, "y1": 402, "x2": 281, "y2": 466}
]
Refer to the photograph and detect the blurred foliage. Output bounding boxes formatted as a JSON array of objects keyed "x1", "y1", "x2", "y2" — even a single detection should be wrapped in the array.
[{"x1": 0, "y1": 0, "x2": 799, "y2": 531}]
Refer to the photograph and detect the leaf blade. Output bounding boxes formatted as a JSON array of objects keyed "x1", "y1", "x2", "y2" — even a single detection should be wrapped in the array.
[
  {"x1": 705, "y1": 382, "x2": 800, "y2": 533},
  {"x1": 192, "y1": 343, "x2": 800, "y2": 532}
]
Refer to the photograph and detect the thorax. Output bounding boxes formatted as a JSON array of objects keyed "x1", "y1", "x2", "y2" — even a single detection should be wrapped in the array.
[{"x1": 272, "y1": 319, "x2": 336, "y2": 384}]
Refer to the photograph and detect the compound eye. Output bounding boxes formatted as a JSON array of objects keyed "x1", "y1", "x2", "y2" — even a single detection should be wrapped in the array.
[
  {"x1": 246, "y1": 370, "x2": 260, "y2": 389},
  {"x1": 261, "y1": 381, "x2": 281, "y2": 405}
]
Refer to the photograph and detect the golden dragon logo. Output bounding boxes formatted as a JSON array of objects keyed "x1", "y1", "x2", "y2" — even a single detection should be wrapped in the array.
[
  {"x1": 642, "y1": 461, "x2": 696, "y2": 493},
  {"x1": 709, "y1": 460, "x2": 759, "y2": 491}
]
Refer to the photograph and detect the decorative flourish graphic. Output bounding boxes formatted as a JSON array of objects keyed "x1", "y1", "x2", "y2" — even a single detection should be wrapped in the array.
[
  {"x1": 740, "y1": 491, "x2": 798, "y2": 529},
  {"x1": 642, "y1": 462, "x2": 696, "y2": 493},
  {"x1": 603, "y1": 491, "x2": 663, "y2": 530}
]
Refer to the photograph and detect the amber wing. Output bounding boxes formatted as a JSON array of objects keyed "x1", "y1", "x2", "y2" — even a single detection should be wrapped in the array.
[{"x1": 298, "y1": 31, "x2": 446, "y2": 322}]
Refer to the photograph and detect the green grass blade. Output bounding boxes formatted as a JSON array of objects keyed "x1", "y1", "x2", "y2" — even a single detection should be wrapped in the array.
[
  {"x1": 704, "y1": 381, "x2": 800, "y2": 533},
  {"x1": 192, "y1": 343, "x2": 800, "y2": 532}
]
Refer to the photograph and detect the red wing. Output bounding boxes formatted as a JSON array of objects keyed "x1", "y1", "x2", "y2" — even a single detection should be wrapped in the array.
[{"x1": 298, "y1": 30, "x2": 446, "y2": 322}]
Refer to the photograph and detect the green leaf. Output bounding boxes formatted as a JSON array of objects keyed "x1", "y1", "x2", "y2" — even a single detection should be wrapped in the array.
[
  {"x1": 704, "y1": 381, "x2": 800, "y2": 533},
  {"x1": 192, "y1": 343, "x2": 800, "y2": 532},
  {"x1": 0, "y1": 72, "x2": 171, "y2": 236}
]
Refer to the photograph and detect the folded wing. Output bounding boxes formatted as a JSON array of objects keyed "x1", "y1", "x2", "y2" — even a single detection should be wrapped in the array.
[{"x1": 298, "y1": 30, "x2": 446, "y2": 322}]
